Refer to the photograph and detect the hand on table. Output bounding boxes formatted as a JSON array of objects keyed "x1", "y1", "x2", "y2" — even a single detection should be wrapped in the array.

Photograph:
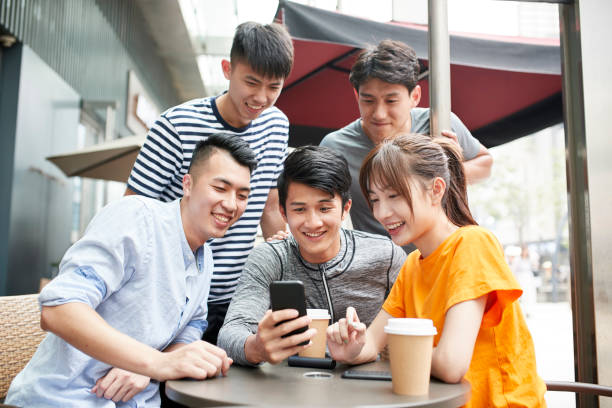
[
  {"x1": 92, "y1": 367, "x2": 150, "y2": 403},
  {"x1": 157, "y1": 340, "x2": 232, "y2": 381},
  {"x1": 247, "y1": 309, "x2": 316, "y2": 364},
  {"x1": 327, "y1": 307, "x2": 366, "y2": 363}
]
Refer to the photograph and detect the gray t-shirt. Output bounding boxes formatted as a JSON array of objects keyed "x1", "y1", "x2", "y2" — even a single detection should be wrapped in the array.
[
  {"x1": 320, "y1": 107, "x2": 481, "y2": 253},
  {"x1": 217, "y1": 228, "x2": 406, "y2": 366}
]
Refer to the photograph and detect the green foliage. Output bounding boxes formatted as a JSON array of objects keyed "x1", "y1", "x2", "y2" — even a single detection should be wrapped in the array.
[{"x1": 468, "y1": 126, "x2": 568, "y2": 245}]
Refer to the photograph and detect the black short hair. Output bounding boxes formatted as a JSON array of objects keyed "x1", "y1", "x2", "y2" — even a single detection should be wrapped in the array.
[
  {"x1": 189, "y1": 134, "x2": 257, "y2": 176},
  {"x1": 350, "y1": 39, "x2": 420, "y2": 92},
  {"x1": 277, "y1": 146, "x2": 351, "y2": 211},
  {"x1": 230, "y1": 21, "x2": 294, "y2": 79}
]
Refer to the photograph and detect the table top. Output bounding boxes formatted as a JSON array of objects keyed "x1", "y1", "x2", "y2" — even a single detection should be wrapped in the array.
[{"x1": 166, "y1": 359, "x2": 470, "y2": 408}]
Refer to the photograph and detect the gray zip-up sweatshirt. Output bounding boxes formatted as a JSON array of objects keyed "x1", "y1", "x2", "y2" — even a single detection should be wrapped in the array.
[{"x1": 217, "y1": 228, "x2": 406, "y2": 366}]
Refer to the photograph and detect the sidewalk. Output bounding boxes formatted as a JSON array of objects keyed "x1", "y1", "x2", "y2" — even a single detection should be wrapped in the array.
[{"x1": 526, "y1": 301, "x2": 575, "y2": 407}]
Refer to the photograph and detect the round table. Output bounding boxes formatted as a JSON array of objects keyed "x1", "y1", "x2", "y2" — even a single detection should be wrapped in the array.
[{"x1": 166, "y1": 359, "x2": 470, "y2": 407}]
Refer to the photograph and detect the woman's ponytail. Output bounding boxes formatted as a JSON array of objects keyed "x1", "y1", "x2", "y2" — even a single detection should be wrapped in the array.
[
  {"x1": 360, "y1": 133, "x2": 477, "y2": 228},
  {"x1": 435, "y1": 137, "x2": 477, "y2": 227}
]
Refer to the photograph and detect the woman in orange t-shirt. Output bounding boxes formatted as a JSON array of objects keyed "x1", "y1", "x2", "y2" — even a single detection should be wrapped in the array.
[{"x1": 327, "y1": 133, "x2": 546, "y2": 407}]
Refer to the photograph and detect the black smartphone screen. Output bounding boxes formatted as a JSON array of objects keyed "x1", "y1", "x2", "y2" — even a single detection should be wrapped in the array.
[{"x1": 269, "y1": 280, "x2": 309, "y2": 345}]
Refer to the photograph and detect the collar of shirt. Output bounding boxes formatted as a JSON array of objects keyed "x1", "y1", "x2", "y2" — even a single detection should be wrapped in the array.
[
  {"x1": 289, "y1": 228, "x2": 351, "y2": 276},
  {"x1": 175, "y1": 199, "x2": 203, "y2": 277}
]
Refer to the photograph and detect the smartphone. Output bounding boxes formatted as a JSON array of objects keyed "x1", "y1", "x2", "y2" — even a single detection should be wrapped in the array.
[
  {"x1": 341, "y1": 369, "x2": 392, "y2": 381},
  {"x1": 288, "y1": 355, "x2": 336, "y2": 370},
  {"x1": 269, "y1": 280, "x2": 309, "y2": 345}
]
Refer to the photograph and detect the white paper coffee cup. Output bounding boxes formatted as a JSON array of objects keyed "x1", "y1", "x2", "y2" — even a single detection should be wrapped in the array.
[
  {"x1": 299, "y1": 309, "x2": 331, "y2": 358},
  {"x1": 384, "y1": 318, "x2": 437, "y2": 395}
]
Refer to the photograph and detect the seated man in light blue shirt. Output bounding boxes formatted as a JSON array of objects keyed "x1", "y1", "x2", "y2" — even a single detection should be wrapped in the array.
[{"x1": 6, "y1": 133, "x2": 257, "y2": 407}]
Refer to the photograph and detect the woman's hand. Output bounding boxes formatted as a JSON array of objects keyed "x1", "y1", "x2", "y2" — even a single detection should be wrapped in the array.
[{"x1": 326, "y1": 307, "x2": 366, "y2": 363}]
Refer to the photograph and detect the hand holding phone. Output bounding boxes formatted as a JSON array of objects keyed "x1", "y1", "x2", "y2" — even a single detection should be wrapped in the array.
[
  {"x1": 269, "y1": 280, "x2": 309, "y2": 344},
  {"x1": 245, "y1": 281, "x2": 313, "y2": 365}
]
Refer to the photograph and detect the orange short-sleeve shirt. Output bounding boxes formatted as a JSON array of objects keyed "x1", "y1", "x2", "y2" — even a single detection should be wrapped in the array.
[{"x1": 383, "y1": 226, "x2": 546, "y2": 407}]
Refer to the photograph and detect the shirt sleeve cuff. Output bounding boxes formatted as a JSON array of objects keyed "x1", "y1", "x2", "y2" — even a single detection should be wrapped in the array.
[
  {"x1": 39, "y1": 266, "x2": 107, "y2": 309},
  {"x1": 172, "y1": 320, "x2": 208, "y2": 344}
]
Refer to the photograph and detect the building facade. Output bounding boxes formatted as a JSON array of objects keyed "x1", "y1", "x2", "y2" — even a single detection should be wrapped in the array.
[{"x1": 0, "y1": 0, "x2": 200, "y2": 295}]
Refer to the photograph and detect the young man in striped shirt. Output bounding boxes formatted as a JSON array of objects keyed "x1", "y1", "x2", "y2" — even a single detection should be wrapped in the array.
[{"x1": 126, "y1": 22, "x2": 294, "y2": 345}]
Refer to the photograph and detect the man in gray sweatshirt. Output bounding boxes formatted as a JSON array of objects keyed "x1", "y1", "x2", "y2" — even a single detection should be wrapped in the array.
[{"x1": 217, "y1": 145, "x2": 406, "y2": 366}]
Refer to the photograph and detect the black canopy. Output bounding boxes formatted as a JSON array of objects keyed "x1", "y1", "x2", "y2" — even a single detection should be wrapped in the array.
[{"x1": 275, "y1": 0, "x2": 563, "y2": 147}]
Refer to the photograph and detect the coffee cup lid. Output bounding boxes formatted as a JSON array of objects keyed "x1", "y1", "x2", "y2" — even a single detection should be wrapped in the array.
[
  {"x1": 307, "y1": 308, "x2": 331, "y2": 319},
  {"x1": 384, "y1": 318, "x2": 437, "y2": 336}
]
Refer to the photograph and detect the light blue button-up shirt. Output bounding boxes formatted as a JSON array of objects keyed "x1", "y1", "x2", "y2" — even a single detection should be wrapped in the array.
[{"x1": 6, "y1": 196, "x2": 213, "y2": 408}]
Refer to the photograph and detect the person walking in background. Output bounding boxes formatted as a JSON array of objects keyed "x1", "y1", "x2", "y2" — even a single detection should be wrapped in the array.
[
  {"x1": 321, "y1": 40, "x2": 492, "y2": 253},
  {"x1": 125, "y1": 21, "x2": 294, "y2": 345},
  {"x1": 327, "y1": 133, "x2": 546, "y2": 407},
  {"x1": 507, "y1": 245, "x2": 538, "y2": 318}
]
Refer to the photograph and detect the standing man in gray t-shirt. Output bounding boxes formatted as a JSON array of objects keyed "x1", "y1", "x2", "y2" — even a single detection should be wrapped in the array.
[{"x1": 321, "y1": 40, "x2": 493, "y2": 253}]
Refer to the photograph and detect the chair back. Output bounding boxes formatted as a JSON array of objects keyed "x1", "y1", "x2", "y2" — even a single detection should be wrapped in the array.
[
  {"x1": 546, "y1": 380, "x2": 612, "y2": 400},
  {"x1": 0, "y1": 294, "x2": 47, "y2": 399}
]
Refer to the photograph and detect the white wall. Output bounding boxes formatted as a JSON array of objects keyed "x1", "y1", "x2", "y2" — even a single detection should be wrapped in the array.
[{"x1": 579, "y1": 1, "x2": 612, "y2": 405}]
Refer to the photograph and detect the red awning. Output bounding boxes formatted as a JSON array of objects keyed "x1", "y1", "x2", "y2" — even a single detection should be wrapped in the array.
[{"x1": 275, "y1": 0, "x2": 562, "y2": 148}]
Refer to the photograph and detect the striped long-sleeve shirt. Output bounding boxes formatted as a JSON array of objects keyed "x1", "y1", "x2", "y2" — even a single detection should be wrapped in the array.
[{"x1": 127, "y1": 95, "x2": 289, "y2": 303}]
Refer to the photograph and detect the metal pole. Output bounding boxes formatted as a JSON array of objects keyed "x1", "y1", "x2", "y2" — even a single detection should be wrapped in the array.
[
  {"x1": 559, "y1": 2, "x2": 598, "y2": 407},
  {"x1": 427, "y1": 0, "x2": 451, "y2": 137}
]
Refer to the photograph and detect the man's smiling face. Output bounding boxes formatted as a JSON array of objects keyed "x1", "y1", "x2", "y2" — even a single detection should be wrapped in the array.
[
  {"x1": 182, "y1": 149, "x2": 251, "y2": 248},
  {"x1": 280, "y1": 182, "x2": 350, "y2": 264},
  {"x1": 358, "y1": 78, "x2": 421, "y2": 145}
]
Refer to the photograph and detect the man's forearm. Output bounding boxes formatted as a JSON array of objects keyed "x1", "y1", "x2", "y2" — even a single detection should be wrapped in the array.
[
  {"x1": 464, "y1": 153, "x2": 493, "y2": 184},
  {"x1": 218, "y1": 323, "x2": 259, "y2": 366},
  {"x1": 260, "y1": 189, "x2": 286, "y2": 238},
  {"x1": 244, "y1": 334, "x2": 264, "y2": 365},
  {"x1": 260, "y1": 212, "x2": 286, "y2": 238},
  {"x1": 163, "y1": 342, "x2": 186, "y2": 353},
  {"x1": 41, "y1": 303, "x2": 165, "y2": 379},
  {"x1": 217, "y1": 247, "x2": 281, "y2": 365}
]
